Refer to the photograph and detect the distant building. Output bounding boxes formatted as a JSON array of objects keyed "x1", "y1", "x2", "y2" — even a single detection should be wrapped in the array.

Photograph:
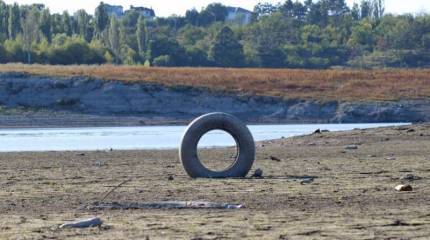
[
  {"x1": 103, "y1": 4, "x2": 124, "y2": 17},
  {"x1": 225, "y1": 7, "x2": 253, "y2": 25},
  {"x1": 127, "y1": 5, "x2": 156, "y2": 19}
]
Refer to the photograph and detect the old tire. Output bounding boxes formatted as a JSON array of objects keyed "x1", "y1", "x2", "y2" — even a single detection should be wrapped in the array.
[{"x1": 180, "y1": 112, "x2": 255, "y2": 178}]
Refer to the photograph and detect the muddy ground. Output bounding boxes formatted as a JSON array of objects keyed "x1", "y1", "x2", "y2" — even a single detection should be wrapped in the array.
[{"x1": 0, "y1": 124, "x2": 429, "y2": 239}]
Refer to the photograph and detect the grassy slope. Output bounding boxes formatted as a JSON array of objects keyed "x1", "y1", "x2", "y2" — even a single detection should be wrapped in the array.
[{"x1": 0, "y1": 64, "x2": 429, "y2": 101}]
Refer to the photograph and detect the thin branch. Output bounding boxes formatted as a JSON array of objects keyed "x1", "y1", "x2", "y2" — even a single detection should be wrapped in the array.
[{"x1": 99, "y1": 178, "x2": 131, "y2": 203}]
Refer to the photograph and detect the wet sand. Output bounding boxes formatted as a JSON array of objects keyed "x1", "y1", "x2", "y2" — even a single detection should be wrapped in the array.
[{"x1": 1, "y1": 124, "x2": 429, "y2": 239}]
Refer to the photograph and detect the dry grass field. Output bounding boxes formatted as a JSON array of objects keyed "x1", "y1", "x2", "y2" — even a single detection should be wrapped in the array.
[
  {"x1": 1, "y1": 124, "x2": 430, "y2": 239},
  {"x1": 0, "y1": 64, "x2": 429, "y2": 101}
]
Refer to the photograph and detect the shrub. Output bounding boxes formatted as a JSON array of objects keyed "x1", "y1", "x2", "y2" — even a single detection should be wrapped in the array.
[{"x1": 153, "y1": 55, "x2": 173, "y2": 67}]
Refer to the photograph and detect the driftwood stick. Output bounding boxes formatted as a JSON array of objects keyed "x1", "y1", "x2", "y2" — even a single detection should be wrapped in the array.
[{"x1": 100, "y1": 179, "x2": 131, "y2": 203}]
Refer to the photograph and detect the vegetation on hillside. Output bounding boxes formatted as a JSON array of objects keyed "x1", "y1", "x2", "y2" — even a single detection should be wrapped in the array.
[
  {"x1": 0, "y1": 0, "x2": 429, "y2": 68},
  {"x1": 1, "y1": 64, "x2": 429, "y2": 101}
]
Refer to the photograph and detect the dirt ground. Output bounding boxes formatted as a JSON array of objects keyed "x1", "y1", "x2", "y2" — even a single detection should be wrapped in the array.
[{"x1": 1, "y1": 124, "x2": 429, "y2": 239}]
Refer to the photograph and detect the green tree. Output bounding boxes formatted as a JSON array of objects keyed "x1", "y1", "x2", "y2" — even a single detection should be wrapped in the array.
[
  {"x1": 0, "y1": 42, "x2": 6, "y2": 62},
  {"x1": 199, "y1": 3, "x2": 227, "y2": 26},
  {"x1": 8, "y1": 3, "x2": 20, "y2": 39},
  {"x1": 210, "y1": 26, "x2": 244, "y2": 67},
  {"x1": 136, "y1": 15, "x2": 147, "y2": 57},
  {"x1": 360, "y1": 0, "x2": 373, "y2": 19},
  {"x1": 94, "y1": 2, "x2": 109, "y2": 38},
  {"x1": 39, "y1": 9, "x2": 51, "y2": 42},
  {"x1": 372, "y1": 0, "x2": 385, "y2": 19},
  {"x1": 186, "y1": 47, "x2": 209, "y2": 66},
  {"x1": 148, "y1": 36, "x2": 187, "y2": 66},
  {"x1": 177, "y1": 25, "x2": 206, "y2": 47},
  {"x1": 0, "y1": 0, "x2": 7, "y2": 41},
  {"x1": 62, "y1": 11, "x2": 72, "y2": 36},
  {"x1": 108, "y1": 16, "x2": 120, "y2": 64},
  {"x1": 246, "y1": 12, "x2": 296, "y2": 67},
  {"x1": 76, "y1": 9, "x2": 92, "y2": 41},
  {"x1": 22, "y1": 7, "x2": 40, "y2": 63}
]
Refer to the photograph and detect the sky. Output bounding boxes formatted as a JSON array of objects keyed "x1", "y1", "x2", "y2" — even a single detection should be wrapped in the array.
[{"x1": 3, "y1": 0, "x2": 430, "y2": 16}]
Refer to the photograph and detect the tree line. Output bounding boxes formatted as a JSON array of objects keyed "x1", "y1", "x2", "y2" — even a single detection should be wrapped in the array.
[{"x1": 0, "y1": 0, "x2": 429, "y2": 68}]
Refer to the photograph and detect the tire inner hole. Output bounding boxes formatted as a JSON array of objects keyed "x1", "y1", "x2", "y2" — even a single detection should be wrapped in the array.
[{"x1": 197, "y1": 130, "x2": 239, "y2": 172}]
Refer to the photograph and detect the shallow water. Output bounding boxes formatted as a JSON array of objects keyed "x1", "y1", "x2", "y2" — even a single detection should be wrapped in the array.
[{"x1": 0, "y1": 123, "x2": 408, "y2": 152}]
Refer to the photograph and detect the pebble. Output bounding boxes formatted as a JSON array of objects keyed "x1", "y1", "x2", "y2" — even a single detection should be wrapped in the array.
[
  {"x1": 395, "y1": 184, "x2": 413, "y2": 192},
  {"x1": 300, "y1": 178, "x2": 314, "y2": 185},
  {"x1": 386, "y1": 156, "x2": 396, "y2": 160},
  {"x1": 401, "y1": 174, "x2": 422, "y2": 181},
  {"x1": 251, "y1": 168, "x2": 263, "y2": 178},
  {"x1": 345, "y1": 145, "x2": 358, "y2": 150},
  {"x1": 168, "y1": 175, "x2": 174, "y2": 181},
  {"x1": 269, "y1": 155, "x2": 282, "y2": 162}
]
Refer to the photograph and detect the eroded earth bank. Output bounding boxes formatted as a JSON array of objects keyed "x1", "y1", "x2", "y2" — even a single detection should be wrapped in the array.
[{"x1": 0, "y1": 73, "x2": 429, "y2": 127}]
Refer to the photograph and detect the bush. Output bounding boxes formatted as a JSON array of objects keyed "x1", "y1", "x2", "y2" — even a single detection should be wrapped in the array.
[
  {"x1": 186, "y1": 47, "x2": 209, "y2": 66},
  {"x1": 153, "y1": 55, "x2": 173, "y2": 66},
  {"x1": 47, "y1": 36, "x2": 105, "y2": 65},
  {"x1": 0, "y1": 44, "x2": 6, "y2": 63}
]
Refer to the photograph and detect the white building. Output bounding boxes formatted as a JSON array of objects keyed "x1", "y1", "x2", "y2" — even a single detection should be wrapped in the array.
[
  {"x1": 226, "y1": 7, "x2": 253, "y2": 25},
  {"x1": 128, "y1": 5, "x2": 156, "y2": 19}
]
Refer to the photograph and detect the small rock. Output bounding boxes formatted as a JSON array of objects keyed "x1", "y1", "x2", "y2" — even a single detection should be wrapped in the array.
[
  {"x1": 401, "y1": 174, "x2": 422, "y2": 181},
  {"x1": 386, "y1": 156, "x2": 396, "y2": 160},
  {"x1": 269, "y1": 156, "x2": 282, "y2": 162},
  {"x1": 76, "y1": 153, "x2": 85, "y2": 156},
  {"x1": 168, "y1": 175, "x2": 174, "y2": 181},
  {"x1": 395, "y1": 184, "x2": 413, "y2": 192},
  {"x1": 345, "y1": 145, "x2": 358, "y2": 150},
  {"x1": 251, "y1": 168, "x2": 263, "y2": 178},
  {"x1": 406, "y1": 129, "x2": 415, "y2": 133},
  {"x1": 367, "y1": 154, "x2": 377, "y2": 158},
  {"x1": 300, "y1": 178, "x2": 314, "y2": 185},
  {"x1": 313, "y1": 129, "x2": 321, "y2": 134},
  {"x1": 95, "y1": 160, "x2": 104, "y2": 167},
  {"x1": 321, "y1": 129, "x2": 330, "y2": 133}
]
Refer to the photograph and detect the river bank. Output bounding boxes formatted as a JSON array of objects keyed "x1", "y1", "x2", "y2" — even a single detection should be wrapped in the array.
[
  {"x1": 1, "y1": 124, "x2": 429, "y2": 239},
  {"x1": 0, "y1": 72, "x2": 429, "y2": 127}
]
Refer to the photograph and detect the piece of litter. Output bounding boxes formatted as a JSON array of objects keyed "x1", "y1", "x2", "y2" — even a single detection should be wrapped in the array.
[
  {"x1": 59, "y1": 217, "x2": 103, "y2": 229},
  {"x1": 226, "y1": 204, "x2": 244, "y2": 209},
  {"x1": 345, "y1": 145, "x2": 358, "y2": 150}
]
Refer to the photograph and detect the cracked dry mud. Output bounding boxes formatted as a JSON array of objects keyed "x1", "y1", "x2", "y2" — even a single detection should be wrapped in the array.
[{"x1": 1, "y1": 124, "x2": 429, "y2": 239}]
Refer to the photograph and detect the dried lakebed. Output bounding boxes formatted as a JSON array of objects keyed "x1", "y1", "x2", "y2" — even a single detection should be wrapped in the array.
[{"x1": 1, "y1": 124, "x2": 429, "y2": 239}]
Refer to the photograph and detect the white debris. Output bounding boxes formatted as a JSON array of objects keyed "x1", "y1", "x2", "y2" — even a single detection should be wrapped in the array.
[
  {"x1": 59, "y1": 217, "x2": 103, "y2": 229},
  {"x1": 395, "y1": 184, "x2": 413, "y2": 192}
]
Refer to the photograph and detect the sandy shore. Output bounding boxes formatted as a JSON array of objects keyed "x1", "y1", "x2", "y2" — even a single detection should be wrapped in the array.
[{"x1": 1, "y1": 124, "x2": 429, "y2": 239}]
